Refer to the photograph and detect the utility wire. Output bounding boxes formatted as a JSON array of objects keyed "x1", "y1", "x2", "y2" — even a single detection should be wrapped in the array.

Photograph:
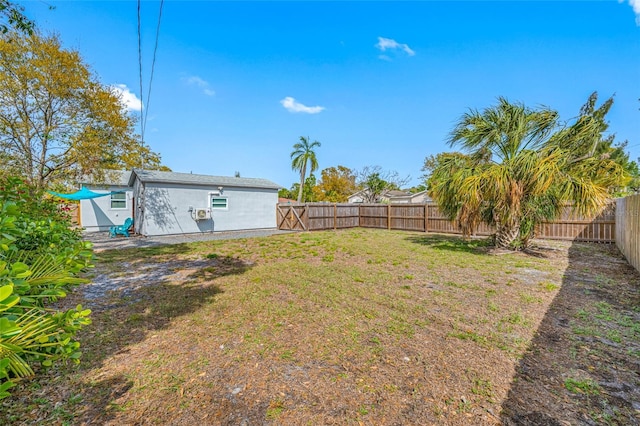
[
  {"x1": 137, "y1": 0, "x2": 144, "y2": 146},
  {"x1": 136, "y1": 0, "x2": 164, "y2": 167},
  {"x1": 143, "y1": 0, "x2": 164, "y2": 138}
]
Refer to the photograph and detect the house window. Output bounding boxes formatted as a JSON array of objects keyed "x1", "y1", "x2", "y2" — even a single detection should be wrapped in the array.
[
  {"x1": 211, "y1": 197, "x2": 228, "y2": 210},
  {"x1": 111, "y1": 192, "x2": 127, "y2": 209}
]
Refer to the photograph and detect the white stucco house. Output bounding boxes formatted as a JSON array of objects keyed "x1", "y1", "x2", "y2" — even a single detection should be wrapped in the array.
[
  {"x1": 79, "y1": 169, "x2": 281, "y2": 236},
  {"x1": 79, "y1": 170, "x2": 133, "y2": 233}
]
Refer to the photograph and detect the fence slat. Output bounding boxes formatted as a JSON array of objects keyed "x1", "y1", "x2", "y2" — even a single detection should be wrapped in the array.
[
  {"x1": 616, "y1": 195, "x2": 640, "y2": 272},
  {"x1": 277, "y1": 202, "x2": 618, "y2": 244}
]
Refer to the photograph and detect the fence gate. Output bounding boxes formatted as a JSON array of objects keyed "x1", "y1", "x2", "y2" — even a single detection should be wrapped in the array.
[{"x1": 277, "y1": 204, "x2": 308, "y2": 230}]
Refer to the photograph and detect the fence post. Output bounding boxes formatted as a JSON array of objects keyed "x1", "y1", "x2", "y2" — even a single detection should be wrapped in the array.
[
  {"x1": 387, "y1": 204, "x2": 391, "y2": 230},
  {"x1": 334, "y1": 203, "x2": 337, "y2": 230},
  {"x1": 424, "y1": 203, "x2": 428, "y2": 233},
  {"x1": 305, "y1": 205, "x2": 310, "y2": 230}
]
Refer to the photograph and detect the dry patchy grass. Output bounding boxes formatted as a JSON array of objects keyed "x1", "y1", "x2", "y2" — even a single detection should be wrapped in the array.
[{"x1": 1, "y1": 229, "x2": 638, "y2": 425}]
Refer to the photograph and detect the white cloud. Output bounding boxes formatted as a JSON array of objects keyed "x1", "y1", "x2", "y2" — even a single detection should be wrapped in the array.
[
  {"x1": 183, "y1": 75, "x2": 216, "y2": 96},
  {"x1": 621, "y1": 0, "x2": 640, "y2": 24},
  {"x1": 375, "y1": 37, "x2": 415, "y2": 58},
  {"x1": 280, "y1": 97, "x2": 325, "y2": 114},
  {"x1": 111, "y1": 84, "x2": 142, "y2": 111},
  {"x1": 185, "y1": 76, "x2": 207, "y2": 87}
]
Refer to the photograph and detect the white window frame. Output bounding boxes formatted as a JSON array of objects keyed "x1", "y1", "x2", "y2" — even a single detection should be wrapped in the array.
[{"x1": 110, "y1": 192, "x2": 127, "y2": 210}]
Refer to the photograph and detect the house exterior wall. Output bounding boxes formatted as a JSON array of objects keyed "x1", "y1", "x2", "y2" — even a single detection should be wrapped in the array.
[
  {"x1": 389, "y1": 197, "x2": 411, "y2": 204},
  {"x1": 79, "y1": 186, "x2": 133, "y2": 232},
  {"x1": 409, "y1": 191, "x2": 431, "y2": 204},
  {"x1": 139, "y1": 182, "x2": 278, "y2": 236},
  {"x1": 347, "y1": 193, "x2": 365, "y2": 203}
]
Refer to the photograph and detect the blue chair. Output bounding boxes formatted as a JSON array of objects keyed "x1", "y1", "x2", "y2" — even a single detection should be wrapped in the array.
[{"x1": 109, "y1": 217, "x2": 133, "y2": 238}]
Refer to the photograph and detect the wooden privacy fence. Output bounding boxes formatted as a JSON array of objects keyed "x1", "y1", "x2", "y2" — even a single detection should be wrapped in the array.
[
  {"x1": 616, "y1": 195, "x2": 640, "y2": 271},
  {"x1": 277, "y1": 202, "x2": 617, "y2": 243}
]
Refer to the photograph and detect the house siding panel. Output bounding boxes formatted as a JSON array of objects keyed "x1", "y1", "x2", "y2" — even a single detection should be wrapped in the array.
[
  {"x1": 141, "y1": 183, "x2": 278, "y2": 236},
  {"x1": 80, "y1": 185, "x2": 133, "y2": 232}
]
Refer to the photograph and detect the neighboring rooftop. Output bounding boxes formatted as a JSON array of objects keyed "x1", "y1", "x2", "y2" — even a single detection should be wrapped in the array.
[
  {"x1": 129, "y1": 169, "x2": 281, "y2": 190},
  {"x1": 386, "y1": 190, "x2": 411, "y2": 197}
]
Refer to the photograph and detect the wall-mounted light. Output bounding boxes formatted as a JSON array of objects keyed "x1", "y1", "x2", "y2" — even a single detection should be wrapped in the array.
[{"x1": 218, "y1": 186, "x2": 224, "y2": 194}]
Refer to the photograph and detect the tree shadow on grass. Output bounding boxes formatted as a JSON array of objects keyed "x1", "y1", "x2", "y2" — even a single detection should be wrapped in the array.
[
  {"x1": 0, "y1": 250, "x2": 252, "y2": 425},
  {"x1": 95, "y1": 242, "x2": 195, "y2": 263},
  {"x1": 500, "y1": 241, "x2": 640, "y2": 425},
  {"x1": 405, "y1": 233, "x2": 492, "y2": 255}
]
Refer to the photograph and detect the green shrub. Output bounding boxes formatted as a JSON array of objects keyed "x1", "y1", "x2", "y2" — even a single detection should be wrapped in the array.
[{"x1": 0, "y1": 178, "x2": 93, "y2": 400}]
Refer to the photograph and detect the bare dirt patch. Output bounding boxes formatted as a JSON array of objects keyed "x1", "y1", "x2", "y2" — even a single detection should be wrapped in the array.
[
  {"x1": 501, "y1": 243, "x2": 640, "y2": 425},
  {"x1": 1, "y1": 229, "x2": 638, "y2": 425}
]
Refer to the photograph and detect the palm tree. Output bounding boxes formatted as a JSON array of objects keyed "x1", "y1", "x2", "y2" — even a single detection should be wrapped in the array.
[
  {"x1": 290, "y1": 136, "x2": 321, "y2": 203},
  {"x1": 429, "y1": 96, "x2": 627, "y2": 249}
]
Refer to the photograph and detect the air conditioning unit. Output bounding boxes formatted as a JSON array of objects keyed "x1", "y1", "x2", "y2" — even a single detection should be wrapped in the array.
[{"x1": 195, "y1": 208, "x2": 210, "y2": 220}]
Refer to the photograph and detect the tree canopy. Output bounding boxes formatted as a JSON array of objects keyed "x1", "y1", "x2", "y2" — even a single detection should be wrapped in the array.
[
  {"x1": 0, "y1": 31, "x2": 167, "y2": 189},
  {"x1": 314, "y1": 165, "x2": 358, "y2": 202},
  {"x1": 427, "y1": 94, "x2": 629, "y2": 249},
  {"x1": 356, "y1": 166, "x2": 410, "y2": 203},
  {"x1": 0, "y1": 1, "x2": 34, "y2": 34}
]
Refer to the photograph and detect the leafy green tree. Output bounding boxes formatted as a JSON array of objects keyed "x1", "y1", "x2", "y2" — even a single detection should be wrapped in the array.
[
  {"x1": 428, "y1": 94, "x2": 628, "y2": 249},
  {"x1": 407, "y1": 184, "x2": 427, "y2": 194},
  {"x1": 278, "y1": 188, "x2": 295, "y2": 200},
  {"x1": 602, "y1": 142, "x2": 640, "y2": 196},
  {"x1": 362, "y1": 173, "x2": 388, "y2": 203},
  {"x1": 290, "y1": 136, "x2": 320, "y2": 203},
  {"x1": 625, "y1": 158, "x2": 640, "y2": 194},
  {"x1": 315, "y1": 165, "x2": 358, "y2": 202},
  {"x1": 356, "y1": 165, "x2": 410, "y2": 203},
  {"x1": 289, "y1": 174, "x2": 318, "y2": 203},
  {"x1": 0, "y1": 1, "x2": 34, "y2": 34},
  {"x1": 303, "y1": 174, "x2": 318, "y2": 202},
  {"x1": 0, "y1": 32, "x2": 166, "y2": 189}
]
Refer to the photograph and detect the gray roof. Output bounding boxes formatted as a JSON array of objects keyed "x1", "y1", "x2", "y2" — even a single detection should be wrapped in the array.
[
  {"x1": 129, "y1": 169, "x2": 281, "y2": 190},
  {"x1": 386, "y1": 190, "x2": 411, "y2": 197},
  {"x1": 79, "y1": 170, "x2": 131, "y2": 187}
]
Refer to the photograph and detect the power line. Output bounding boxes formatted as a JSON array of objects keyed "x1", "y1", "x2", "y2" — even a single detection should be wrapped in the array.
[
  {"x1": 136, "y1": 0, "x2": 164, "y2": 151},
  {"x1": 143, "y1": 0, "x2": 164, "y2": 139},
  {"x1": 137, "y1": 0, "x2": 144, "y2": 146}
]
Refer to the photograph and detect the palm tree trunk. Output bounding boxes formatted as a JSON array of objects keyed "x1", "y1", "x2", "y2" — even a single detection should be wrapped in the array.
[
  {"x1": 495, "y1": 218, "x2": 521, "y2": 249},
  {"x1": 297, "y1": 163, "x2": 306, "y2": 203}
]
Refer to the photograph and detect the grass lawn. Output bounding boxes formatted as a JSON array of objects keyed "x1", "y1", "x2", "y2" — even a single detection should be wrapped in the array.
[{"x1": 1, "y1": 228, "x2": 639, "y2": 425}]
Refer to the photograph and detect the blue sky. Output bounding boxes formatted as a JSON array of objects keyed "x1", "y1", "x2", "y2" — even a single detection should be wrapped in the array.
[{"x1": 23, "y1": 1, "x2": 640, "y2": 188}]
